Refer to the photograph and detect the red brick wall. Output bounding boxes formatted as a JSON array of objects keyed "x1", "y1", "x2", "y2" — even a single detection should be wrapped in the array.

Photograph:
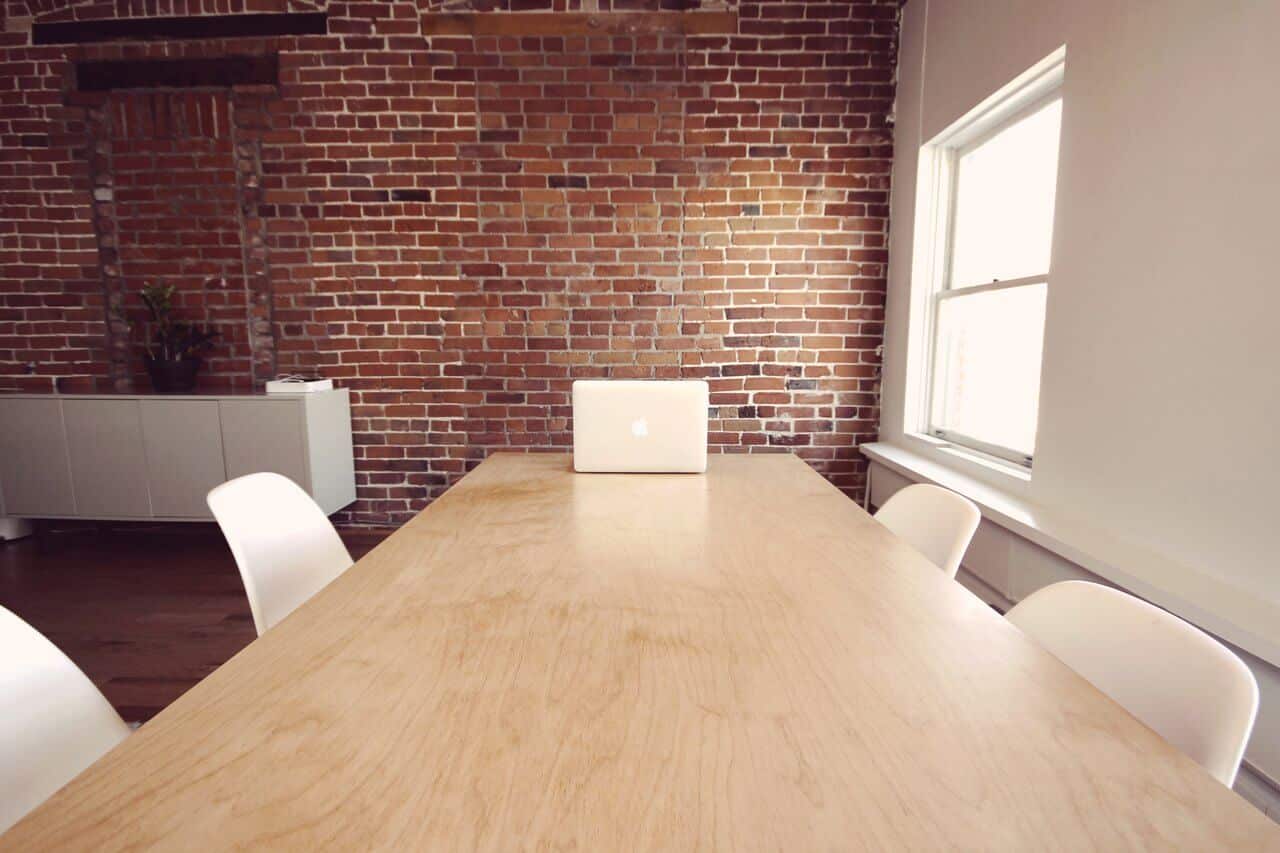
[
  {"x1": 0, "y1": 16, "x2": 107, "y2": 389},
  {"x1": 0, "y1": 1, "x2": 897, "y2": 526}
]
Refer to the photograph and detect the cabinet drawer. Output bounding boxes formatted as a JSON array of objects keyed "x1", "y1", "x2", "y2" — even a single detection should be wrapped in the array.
[
  {"x1": 0, "y1": 397, "x2": 75, "y2": 516},
  {"x1": 219, "y1": 399, "x2": 309, "y2": 490},
  {"x1": 141, "y1": 400, "x2": 227, "y2": 519},
  {"x1": 63, "y1": 399, "x2": 151, "y2": 518}
]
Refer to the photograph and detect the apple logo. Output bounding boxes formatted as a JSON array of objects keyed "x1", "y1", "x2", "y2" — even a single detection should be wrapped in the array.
[{"x1": 630, "y1": 418, "x2": 649, "y2": 438}]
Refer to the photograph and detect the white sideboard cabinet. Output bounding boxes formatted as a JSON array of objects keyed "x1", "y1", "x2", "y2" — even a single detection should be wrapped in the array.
[{"x1": 0, "y1": 390, "x2": 356, "y2": 521}]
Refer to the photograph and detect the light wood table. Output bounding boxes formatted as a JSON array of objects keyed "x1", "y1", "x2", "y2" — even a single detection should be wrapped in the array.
[{"x1": 4, "y1": 454, "x2": 1275, "y2": 850}]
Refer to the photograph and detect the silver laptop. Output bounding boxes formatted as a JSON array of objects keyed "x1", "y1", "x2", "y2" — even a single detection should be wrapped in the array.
[{"x1": 572, "y1": 380, "x2": 709, "y2": 473}]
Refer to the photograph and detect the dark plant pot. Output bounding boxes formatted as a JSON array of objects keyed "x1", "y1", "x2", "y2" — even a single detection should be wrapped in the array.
[{"x1": 144, "y1": 356, "x2": 201, "y2": 393}]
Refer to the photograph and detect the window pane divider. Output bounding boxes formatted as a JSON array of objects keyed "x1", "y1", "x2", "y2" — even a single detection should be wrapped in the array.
[{"x1": 939, "y1": 274, "x2": 1048, "y2": 300}]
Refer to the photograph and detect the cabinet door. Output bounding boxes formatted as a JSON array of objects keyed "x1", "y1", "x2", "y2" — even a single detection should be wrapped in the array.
[
  {"x1": 63, "y1": 399, "x2": 152, "y2": 518},
  {"x1": 140, "y1": 400, "x2": 226, "y2": 519},
  {"x1": 0, "y1": 398, "x2": 75, "y2": 516},
  {"x1": 219, "y1": 399, "x2": 309, "y2": 489}
]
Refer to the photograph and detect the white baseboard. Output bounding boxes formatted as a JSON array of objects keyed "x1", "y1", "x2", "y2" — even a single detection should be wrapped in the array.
[
  {"x1": 1236, "y1": 763, "x2": 1280, "y2": 821},
  {"x1": 955, "y1": 566, "x2": 1013, "y2": 613}
]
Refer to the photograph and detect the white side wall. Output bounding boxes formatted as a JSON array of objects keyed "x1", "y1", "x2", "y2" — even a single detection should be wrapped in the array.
[
  {"x1": 881, "y1": 0, "x2": 1280, "y2": 813},
  {"x1": 884, "y1": 0, "x2": 1280, "y2": 599}
]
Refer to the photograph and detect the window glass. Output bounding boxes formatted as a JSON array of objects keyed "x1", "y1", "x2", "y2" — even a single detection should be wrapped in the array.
[
  {"x1": 930, "y1": 283, "x2": 1048, "y2": 457},
  {"x1": 949, "y1": 99, "x2": 1062, "y2": 287}
]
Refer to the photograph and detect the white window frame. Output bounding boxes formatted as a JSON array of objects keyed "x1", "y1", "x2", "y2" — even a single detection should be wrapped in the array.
[{"x1": 914, "y1": 51, "x2": 1066, "y2": 471}]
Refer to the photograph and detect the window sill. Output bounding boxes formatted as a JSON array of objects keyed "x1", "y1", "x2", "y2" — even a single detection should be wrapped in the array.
[
  {"x1": 860, "y1": 441, "x2": 1280, "y2": 669},
  {"x1": 909, "y1": 432, "x2": 1032, "y2": 483}
]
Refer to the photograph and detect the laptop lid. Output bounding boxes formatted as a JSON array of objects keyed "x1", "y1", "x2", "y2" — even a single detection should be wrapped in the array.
[{"x1": 572, "y1": 380, "x2": 708, "y2": 473}]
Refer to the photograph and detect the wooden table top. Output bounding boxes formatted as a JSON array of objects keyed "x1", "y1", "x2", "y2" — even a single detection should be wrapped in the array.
[{"x1": 4, "y1": 453, "x2": 1275, "y2": 850}]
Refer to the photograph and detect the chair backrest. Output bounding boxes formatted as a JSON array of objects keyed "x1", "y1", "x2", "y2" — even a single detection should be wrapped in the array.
[
  {"x1": 873, "y1": 483, "x2": 980, "y2": 578},
  {"x1": 1006, "y1": 581, "x2": 1258, "y2": 786},
  {"x1": 0, "y1": 606, "x2": 131, "y2": 833},
  {"x1": 207, "y1": 472, "x2": 353, "y2": 635}
]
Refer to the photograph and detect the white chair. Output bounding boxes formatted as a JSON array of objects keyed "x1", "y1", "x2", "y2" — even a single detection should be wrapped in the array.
[
  {"x1": 207, "y1": 472, "x2": 353, "y2": 636},
  {"x1": 0, "y1": 606, "x2": 131, "y2": 833},
  {"x1": 1006, "y1": 581, "x2": 1258, "y2": 786},
  {"x1": 873, "y1": 483, "x2": 980, "y2": 578}
]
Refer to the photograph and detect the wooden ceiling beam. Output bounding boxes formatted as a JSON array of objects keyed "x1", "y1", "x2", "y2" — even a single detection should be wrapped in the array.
[{"x1": 422, "y1": 11, "x2": 737, "y2": 38}]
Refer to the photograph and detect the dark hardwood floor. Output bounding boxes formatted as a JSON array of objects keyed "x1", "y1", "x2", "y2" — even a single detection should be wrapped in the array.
[{"x1": 0, "y1": 525, "x2": 378, "y2": 723}]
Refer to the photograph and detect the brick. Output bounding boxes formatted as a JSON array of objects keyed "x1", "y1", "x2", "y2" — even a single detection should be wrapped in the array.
[{"x1": 389, "y1": 188, "x2": 433, "y2": 202}]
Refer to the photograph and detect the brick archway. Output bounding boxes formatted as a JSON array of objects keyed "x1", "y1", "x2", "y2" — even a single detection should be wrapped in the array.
[{"x1": 82, "y1": 86, "x2": 277, "y2": 390}]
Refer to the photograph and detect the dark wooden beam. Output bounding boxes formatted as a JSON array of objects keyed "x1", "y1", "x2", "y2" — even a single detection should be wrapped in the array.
[
  {"x1": 75, "y1": 56, "x2": 279, "y2": 91},
  {"x1": 422, "y1": 11, "x2": 737, "y2": 37},
  {"x1": 34, "y1": 11, "x2": 326, "y2": 45}
]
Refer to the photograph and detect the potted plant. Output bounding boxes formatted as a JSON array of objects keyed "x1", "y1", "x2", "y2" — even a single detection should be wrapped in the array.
[{"x1": 138, "y1": 283, "x2": 220, "y2": 393}]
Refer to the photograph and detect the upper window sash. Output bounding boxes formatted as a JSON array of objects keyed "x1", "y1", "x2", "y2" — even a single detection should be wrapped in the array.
[{"x1": 940, "y1": 91, "x2": 1063, "y2": 294}]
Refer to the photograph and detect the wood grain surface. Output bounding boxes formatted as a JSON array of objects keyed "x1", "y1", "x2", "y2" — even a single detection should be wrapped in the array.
[{"x1": 3, "y1": 453, "x2": 1275, "y2": 850}]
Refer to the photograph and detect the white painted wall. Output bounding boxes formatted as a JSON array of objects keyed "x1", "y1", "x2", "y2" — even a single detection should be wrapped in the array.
[
  {"x1": 882, "y1": 0, "x2": 1280, "y2": 811},
  {"x1": 883, "y1": 0, "x2": 1280, "y2": 607}
]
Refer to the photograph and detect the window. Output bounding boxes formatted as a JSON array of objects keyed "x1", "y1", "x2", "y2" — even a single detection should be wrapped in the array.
[{"x1": 922, "y1": 71, "x2": 1063, "y2": 469}]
